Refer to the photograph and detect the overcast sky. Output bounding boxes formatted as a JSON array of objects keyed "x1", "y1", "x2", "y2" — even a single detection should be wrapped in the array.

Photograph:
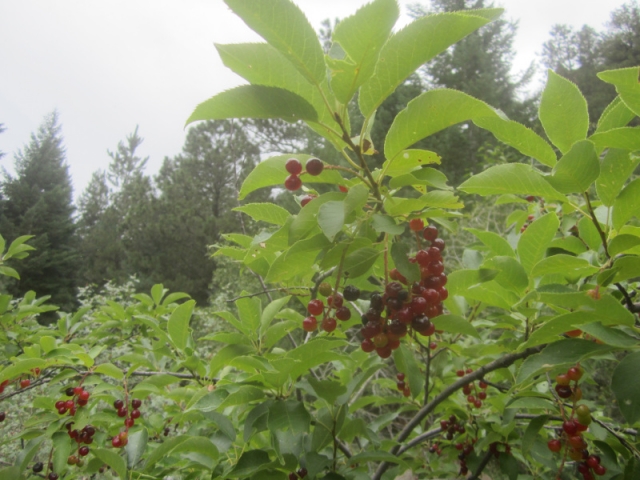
[{"x1": 0, "y1": 0, "x2": 629, "y2": 199}]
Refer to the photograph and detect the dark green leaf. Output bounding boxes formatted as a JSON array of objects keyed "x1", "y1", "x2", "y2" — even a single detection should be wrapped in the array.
[
  {"x1": 612, "y1": 351, "x2": 640, "y2": 425},
  {"x1": 126, "y1": 428, "x2": 148, "y2": 469},
  {"x1": 93, "y1": 448, "x2": 127, "y2": 479},
  {"x1": 343, "y1": 247, "x2": 381, "y2": 278},
  {"x1": 431, "y1": 314, "x2": 480, "y2": 339}
]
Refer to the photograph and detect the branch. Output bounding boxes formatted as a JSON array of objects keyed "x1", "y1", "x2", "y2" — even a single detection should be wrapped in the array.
[
  {"x1": 468, "y1": 449, "x2": 494, "y2": 480},
  {"x1": 371, "y1": 345, "x2": 544, "y2": 480}
]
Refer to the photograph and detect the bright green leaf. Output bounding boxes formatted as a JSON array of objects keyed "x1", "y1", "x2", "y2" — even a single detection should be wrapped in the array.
[
  {"x1": 531, "y1": 255, "x2": 599, "y2": 278},
  {"x1": 613, "y1": 178, "x2": 640, "y2": 230},
  {"x1": 596, "y1": 149, "x2": 640, "y2": 206},
  {"x1": 93, "y1": 448, "x2": 127, "y2": 479},
  {"x1": 234, "y1": 203, "x2": 291, "y2": 226},
  {"x1": 539, "y1": 70, "x2": 589, "y2": 153},
  {"x1": 596, "y1": 96, "x2": 636, "y2": 133},
  {"x1": 547, "y1": 140, "x2": 599, "y2": 194},
  {"x1": 598, "y1": 66, "x2": 640, "y2": 117},
  {"x1": 382, "y1": 149, "x2": 441, "y2": 178},
  {"x1": 590, "y1": 127, "x2": 640, "y2": 151},
  {"x1": 431, "y1": 314, "x2": 480, "y2": 338},
  {"x1": 167, "y1": 300, "x2": 195, "y2": 351},
  {"x1": 518, "y1": 212, "x2": 560, "y2": 273}
]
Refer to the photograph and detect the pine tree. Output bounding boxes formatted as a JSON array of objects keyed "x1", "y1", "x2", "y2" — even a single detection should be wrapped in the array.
[{"x1": 0, "y1": 112, "x2": 78, "y2": 310}]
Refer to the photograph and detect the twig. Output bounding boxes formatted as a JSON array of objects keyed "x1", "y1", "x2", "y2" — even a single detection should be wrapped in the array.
[
  {"x1": 371, "y1": 345, "x2": 545, "y2": 480},
  {"x1": 226, "y1": 287, "x2": 310, "y2": 302},
  {"x1": 467, "y1": 449, "x2": 494, "y2": 480}
]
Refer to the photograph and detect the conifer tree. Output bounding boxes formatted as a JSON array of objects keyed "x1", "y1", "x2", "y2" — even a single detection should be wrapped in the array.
[{"x1": 0, "y1": 112, "x2": 77, "y2": 310}]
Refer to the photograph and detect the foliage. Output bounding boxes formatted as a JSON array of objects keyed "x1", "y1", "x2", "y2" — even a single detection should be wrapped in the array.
[
  {"x1": 1, "y1": 1, "x2": 640, "y2": 480},
  {"x1": 0, "y1": 112, "x2": 78, "y2": 313}
]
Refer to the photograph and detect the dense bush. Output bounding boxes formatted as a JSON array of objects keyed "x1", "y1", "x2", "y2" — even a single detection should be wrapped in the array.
[{"x1": 1, "y1": 1, "x2": 640, "y2": 479}]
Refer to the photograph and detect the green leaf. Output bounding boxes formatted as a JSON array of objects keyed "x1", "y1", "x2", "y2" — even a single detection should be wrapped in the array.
[
  {"x1": 385, "y1": 89, "x2": 556, "y2": 167},
  {"x1": 344, "y1": 184, "x2": 370, "y2": 215},
  {"x1": 459, "y1": 164, "x2": 565, "y2": 201},
  {"x1": 16, "y1": 437, "x2": 44, "y2": 475},
  {"x1": 522, "y1": 415, "x2": 550, "y2": 455},
  {"x1": 343, "y1": 247, "x2": 381, "y2": 278},
  {"x1": 260, "y1": 296, "x2": 291, "y2": 336},
  {"x1": 483, "y1": 256, "x2": 529, "y2": 294},
  {"x1": 267, "y1": 399, "x2": 311, "y2": 435},
  {"x1": 371, "y1": 214, "x2": 404, "y2": 235},
  {"x1": 167, "y1": 300, "x2": 195, "y2": 351},
  {"x1": 0, "y1": 266, "x2": 19, "y2": 279},
  {"x1": 126, "y1": 428, "x2": 148, "y2": 469},
  {"x1": 0, "y1": 468, "x2": 20, "y2": 480},
  {"x1": 609, "y1": 234, "x2": 640, "y2": 256},
  {"x1": 359, "y1": 10, "x2": 503, "y2": 116},
  {"x1": 230, "y1": 449, "x2": 272, "y2": 477},
  {"x1": 590, "y1": 127, "x2": 640, "y2": 151},
  {"x1": 94, "y1": 363, "x2": 124, "y2": 380},
  {"x1": 187, "y1": 85, "x2": 318, "y2": 126},
  {"x1": 144, "y1": 436, "x2": 190, "y2": 470},
  {"x1": 236, "y1": 295, "x2": 262, "y2": 334},
  {"x1": 216, "y1": 42, "x2": 335, "y2": 129},
  {"x1": 225, "y1": 0, "x2": 325, "y2": 85},
  {"x1": 93, "y1": 448, "x2": 127, "y2": 479},
  {"x1": 289, "y1": 192, "x2": 346, "y2": 243},
  {"x1": 170, "y1": 436, "x2": 219, "y2": 459},
  {"x1": 596, "y1": 149, "x2": 640, "y2": 206},
  {"x1": 531, "y1": 255, "x2": 599, "y2": 278},
  {"x1": 613, "y1": 178, "x2": 640, "y2": 230},
  {"x1": 266, "y1": 235, "x2": 330, "y2": 283},
  {"x1": 612, "y1": 256, "x2": 640, "y2": 283},
  {"x1": 240, "y1": 155, "x2": 344, "y2": 200},
  {"x1": 348, "y1": 450, "x2": 405, "y2": 465},
  {"x1": 0, "y1": 358, "x2": 46, "y2": 383},
  {"x1": 327, "y1": 0, "x2": 399, "y2": 104},
  {"x1": 388, "y1": 167, "x2": 451, "y2": 192},
  {"x1": 465, "y1": 228, "x2": 514, "y2": 257},
  {"x1": 317, "y1": 201, "x2": 345, "y2": 241},
  {"x1": 431, "y1": 314, "x2": 480, "y2": 339},
  {"x1": 612, "y1": 351, "x2": 640, "y2": 425},
  {"x1": 390, "y1": 242, "x2": 420, "y2": 283},
  {"x1": 596, "y1": 96, "x2": 636, "y2": 133},
  {"x1": 539, "y1": 70, "x2": 589, "y2": 153},
  {"x1": 447, "y1": 268, "x2": 499, "y2": 296},
  {"x1": 517, "y1": 339, "x2": 612, "y2": 384},
  {"x1": 547, "y1": 140, "x2": 600, "y2": 194},
  {"x1": 234, "y1": 203, "x2": 291, "y2": 226},
  {"x1": 579, "y1": 323, "x2": 638, "y2": 348},
  {"x1": 598, "y1": 67, "x2": 640, "y2": 117},
  {"x1": 393, "y1": 343, "x2": 425, "y2": 399},
  {"x1": 517, "y1": 212, "x2": 560, "y2": 273},
  {"x1": 382, "y1": 149, "x2": 441, "y2": 178}
]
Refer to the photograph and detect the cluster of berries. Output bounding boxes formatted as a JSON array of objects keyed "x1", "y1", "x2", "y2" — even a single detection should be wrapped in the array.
[
  {"x1": 303, "y1": 284, "x2": 359, "y2": 333},
  {"x1": 66, "y1": 422, "x2": 96, "y2": 451},
  {"x1": 457, "y1": 369, "x2": 488, "y2": 409},
  {"x1": 358, "y1": 221, "x2": 447, "y2": 358},
  {"x1": 547, "y1": 366, "x2": 606, "y2": 479},
  {"x1": 284, "y1": 158, "x2": 324, "y2": 192},
  {"x1": 395, "y1": 372, "x2": 410, "y2": 397},
  {"x1": 288, "y1": 467, "x2": 308, "y2": 479},
  {"x1": 520, "y1": 214, "x2": 536, "y2": 233},
  {"x1": 114, "y1": 398, "x2": 143, "y2": 431},
  {"x1": 31, "y1": 462, "x2": 59, "y2": 480},
  {"x1": 429, "y1": 415, "x2": 476, "y2": 475},
  {"x1": 55, "y1": 384, "x2": 91, "y2": 416}
]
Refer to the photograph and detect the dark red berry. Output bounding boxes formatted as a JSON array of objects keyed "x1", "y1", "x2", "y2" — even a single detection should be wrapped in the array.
[
  {"x1": 285, "y1": 158, "x2": 302, "y2": 175},
  {"x1": 79, "y1": 390, "x2": 90, "y2": 401},
  {"x1": 132, "y1": 399, "x2": 142, "y2": 409},
  {"x1": 32, "y1": 462, "x2": 43, "y2": 473},
  {"x1": 423, "y1": 225, "x2": 438, "y2": 241},
  {"x1": 131, "y1": 409, "x2": 141, "y2": 419},
  {"x1": 117, "y1": 407, "x2": 127, "y2": 418},
  {"x1": 114, "y1": 400, "x2": 124, "y2": 410},
  {"x1": 555, "y1": 384, "x2": 573, "y2": 398},
  {"x1": 548, "y1": 439, "x2": 562, "y2": 452},
  {"x1": 361, "y1": 339, "x2": 375, "y2": 352},
  {"x1": 0, "y1": 411, "x2": 5, "y2": 422},
  {"x1": 300, "y1": 195, "x2": 315, "y2": 207},
  {"x1": 73, "y1": 386, "x2": 83, "y2": 395},
  {"x1": 66, "y1": 387, "x2": 75, "y2": 396},
  {"x1": 284, "y1": 174, "x2": 302, "y2": 191},
  {"x1": 302, "y1": 316, "x2": 317, "y2": 332},
  {"x1": 343, "y1": 285, "x2": 360, "y2": 301},
  {"x1": 305, "y1": 158, "x2": 324, "y2": 176},
  {"x1": 456, "y1": 369, "x2": 465, "y2": 377},
  {"x1": 112, "y1": 436, "x2": 123, "y2": 448},
  {"x1": 48, "y1": 473, "x2": 59, "y2": 480},
  {"x1": 125, "y1": 418, "x2": 135, "y2": 428},
  {"x1": 297, "y1": 468, "x2": 308, "y2": 478},
  {"x1": 20, "y1": 379, "x2": 31, "y2": 388},
  {"x1": 335, "y1": 306, "x2": 351, "y2": 321},
  {"x1": 78, "y1": 446, "x2": 89, "y2": 456},
  {"x1": 288, "y1": 473, "x2": 298, "y2": 480},
  {"x1": 526, "y1": 195, "x2": 536, "y2": 202},
  {"x1": 563, "y1": 420, "x2": 578, "y2": 435},
  {"x1": 322, "y1": 317, "x2": 337, "y2": 332},
  {"x1": 431, "y1": 238, "x2": 446, "y2": 251},
  {"x1": 307, "y1": 299, "x2": 324, "y2": 316}
]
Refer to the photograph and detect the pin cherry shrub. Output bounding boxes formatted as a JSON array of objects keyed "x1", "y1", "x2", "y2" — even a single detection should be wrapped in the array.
[{"x1": 2, "y1": 0, "x2": 640, "y2": 478}]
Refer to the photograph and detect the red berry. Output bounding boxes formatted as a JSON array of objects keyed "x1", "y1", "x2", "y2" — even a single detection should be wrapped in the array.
[
  {"x1": 409, "y1": 218, "x2": 424, "y2": 232},
  {"x1": 48, "y1": 473, "x2": 59, "y2": 480},
  {"x1": 114, "y1": 400, "x2": 124, "y2": 410},
  {"x1": 396, "y1": 381, "x2": 406, "y2": 391},
  {"x1": 568, "y1": 435, "x2": 585, "y2": 449},
  {"x1": 300, "y1": 195, "x2": 315, "y2": 207},
  {"x1": 117, "y1": 407, "x2": 127, "y2": 418},
  {"x1": 307, "y1": 299, "x2": 324, "y2": 316},
  {"x1": 77, "y1": 398, "x2": 88, "y2": 407},
  {"x1": 547, "y1": 439, "x2": 562, "y2": 452},
  {"x1": 563, "y1": 420, "x2": 578, "y2": 435},
  {"x1": 567, "y1": 366, "x2": 583, "y2": 381},
  {"x1": 396, "y1": 373, "x2": 405, "y2": 381},
  {"x1": 55, "y1": 401, "x2": 65, "y2": 410},
  {"x1": 465, "y1": 368, "x2": 473, "y2": 374},
  {"x1": 111, "y1": 436, "x2": 123, "y2": 448},
  {"x1": 131, "y1": 409, "x2": 141, "y2": 419},
  {"x1": 284, "y1": 174, "x2": 302, "y2": 191},
  {"x1": 479, "y1": 381, "x2": 488, "y2": 389},
  {"x1": 478, "y1": 391, "x2": 487, "y2": 400},
  {"x1": 132, "y1": 399, "x2": 142, "y2": 409},
  {"x1": 429, "y1": 341, "x2": 437, "y2": 350},
  {"x1": 65, "y1": 400, "x2": 75, "y2": 409},
  {"x1": 593, "y1": 464, "x2": 606, "y2": 476},
  {"x1": 376, "y1": 345, "x2": 392, "y2": 358},
  {"x1": 423, "y1": 225, "x2": 438, "y2": 241},
  {"x1": 0, "y1": 412, "x2": 5, "y2": 422},
  {"x1": 335, "y1": 306, "x2": 351, "y2": 321},
  {"x1": 327, "y1": 294, "x2": 343, "y2": 308},
  {"x1": 78, "y1": 446, "x2": 89, "y2": 456},
  {"x1": 555, "y1": 384, "x2": 572, "y2": 398},
  {"x1": 125, "y1": 418, "x2": 135, "y2": 428},
  {"x1": 297, "y1": 468, "x2": 308, "y2": 478},
  {"x1": 20, "y1": 379, "x2": 31, "y2": 388},
  {"x1": 556, "y1": 373, "x2": 571, "y2": 385},
  {"x1": 431, "y1": 238, "x2": 446, "y2": 251},
  {"x1": 403, "y1": 386, "x2": 411, "y2": 397},
  {"x1": 456, "y1": 370, "x2": 465, "y2": 377},
  {"x1": 288, "y1": 473, "x2": 298, "y2": 480},
  {"x1": 338, "y1": 185, "x2": 348, "y2": 193},
  {"x1": 587, "y1": 455, "x2": 600, "y2": 468},
  {"x1": 73, "y1": 386, "x2": 83, "y2": 395},
  {"x1": 305, "y1": 158, "x2": 324, "y2": 176},
  {"x1": 321, "y1": 317, "x2": 337, "y2": 332},
  {"x1": 302, "y1": 316, "x2": 317, "y2": 332},
  {"x1": 360, "y1": 339, "x2": 375, "y2": 352},
  {"x1": 79, "y1": 390, "x2": 90, "y2": 401},
  {"x1": 58, "y1": 407, "x2": 67, "y2": 415},
  {"x1": 285, "y1": 158, "x2": 302, "y2": 175},
  {"x1": 526, "y1": 195, "x2": 536, "y2": 202}
]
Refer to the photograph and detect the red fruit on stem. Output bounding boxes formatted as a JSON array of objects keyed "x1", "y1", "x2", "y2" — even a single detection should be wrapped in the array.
[
  {"x1": 306, "y1": 158, "x2": 324, "y2": 176},
  {"x1": 593, "y1": 464, "x2": 606, "y2": 476},
  {"x1": 285, "y1": 158, "x2": 302, "y2": 175},
  {"x1": 132, "y1": 399, "x2": 142, "y2": 409},
  {"x1": 302, "y1": 316, "x2": 317, "y2": 332},
  {"x1": 111, "y1": 436, "x2": 123, "y2": 448},
  {"x1": 284, "y1": 174, "x2": 302, "y2": 191},
  {"x1": 567, "y1": 366, "x2": 583, "y2": 381},
  {"x1": 423, "y1": 225, "x2": 438, "y2": 241},
  {"x1": 73, "y1": 386, "x2": 83, "y2": 396},
  {"x1": 335, "y1": 306, "x2": 351, "y2": 321},
  {"x1": 547, "y1": 439, "x2": 562, "y2": 452},
  {"x1": 20, "y1": 379, "x2": 31, "y2": 388},
  {"x1": 456, "y1": 369, "x2": 465, "y2": 377},
  {"x1": 131, "y1": 409, "x2": 141, "y2": 419},
  {"x1": 563, "y1": 420, "x2": 578, "y2": 435},
  {"x1": 300, "y1": 195, "x2": 315, "y2": 207},
  {"x1": 117, "y1": 407, "x2": 127, "y2": 418},
  {"x1": 78, "y1": 446, "x2": 89, "y2": 456},
  {"x1": 114, "y1": 400, "x2": 124, "y2": 410},
  {"x1": 360, "y1": 339, "x2": 375, "y2": 352},
  {"x1": 409, "y1": 218, "x2": 424, "y2": 232},
  {"x1": 321, "y1": 317, "x2": 337, "y2": 333},
  {"x1": 125, "y1": 418, "x2": 135, "y2": 428},
  {"x1": 79, "y1": 390, "x2": 90, "y2": 401},
  {"x1": 307, "y1": 299, "x2": 324, "y2": 316}
]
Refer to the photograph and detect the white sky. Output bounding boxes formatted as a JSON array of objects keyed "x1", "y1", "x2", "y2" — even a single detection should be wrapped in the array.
[{"x1": 0, "y1": 0, "x2": 629, "y2": 199}]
